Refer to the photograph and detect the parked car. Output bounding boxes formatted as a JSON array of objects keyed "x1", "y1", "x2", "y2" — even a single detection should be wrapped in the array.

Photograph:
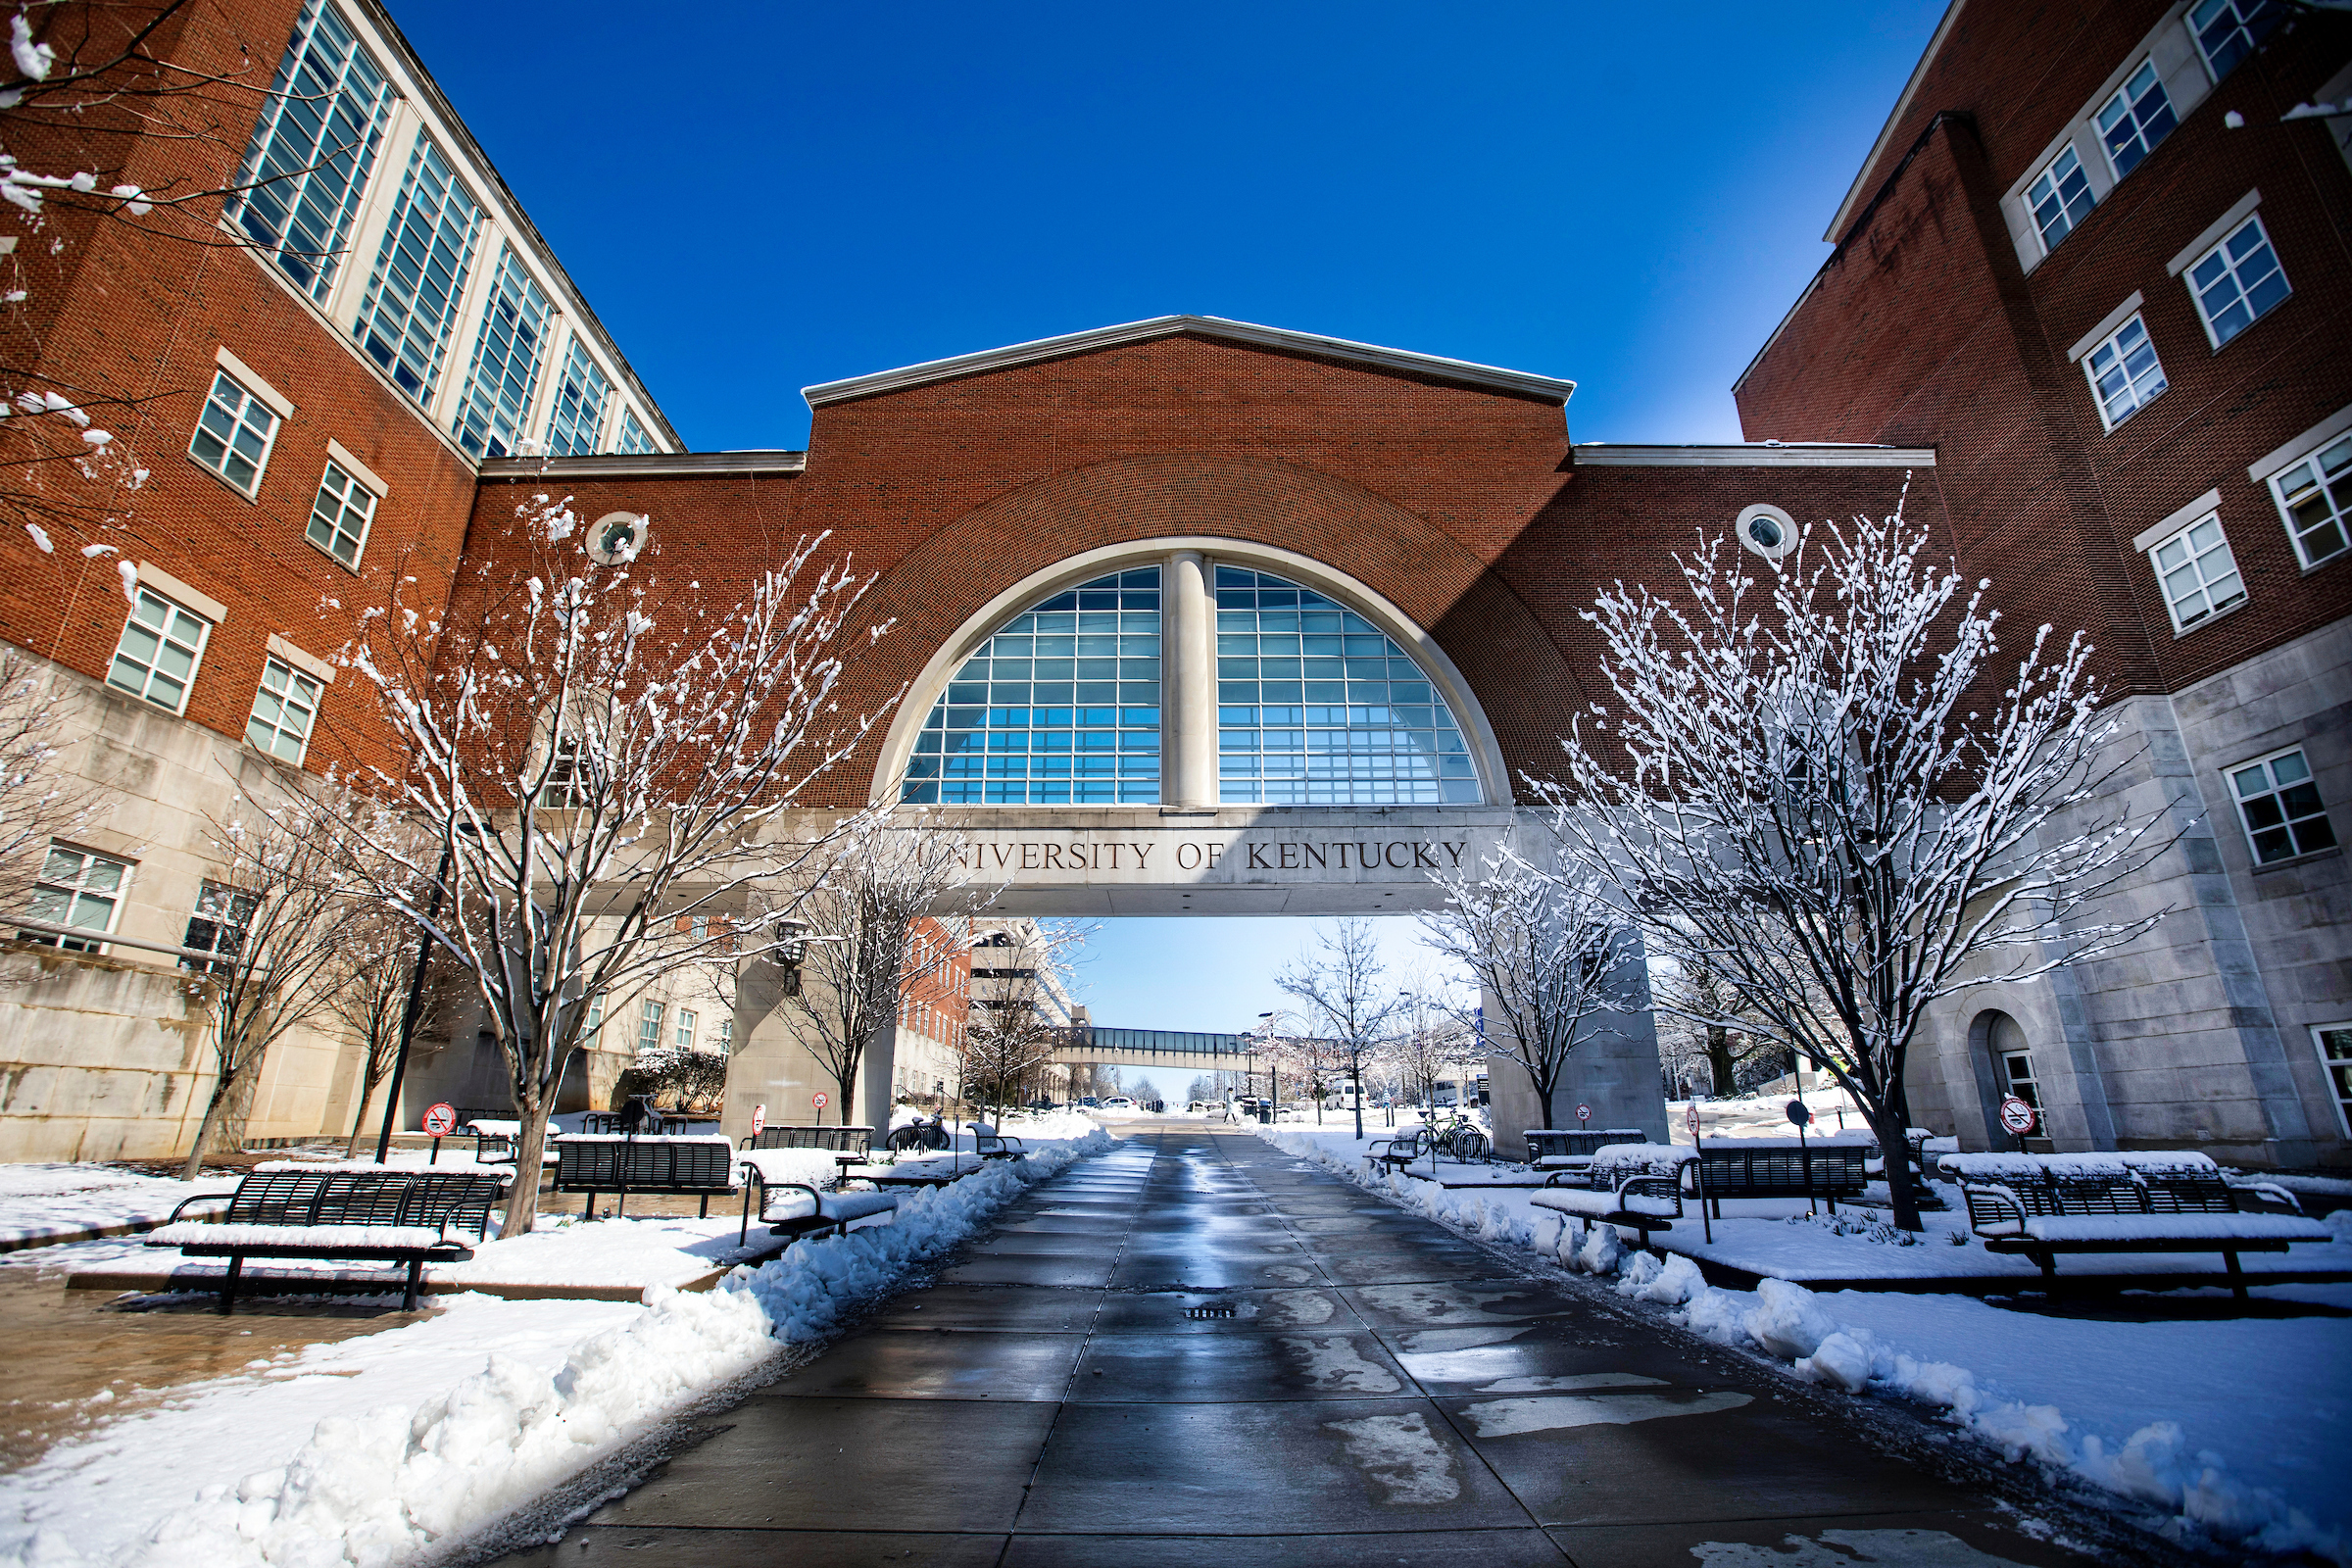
[
  {"x1": 1026, "y1": 1098, "x2": 1055, "y2": 1111},
  {"x1": 1102, "y1": 1096, "x2": 1136, "y2": 1110}
]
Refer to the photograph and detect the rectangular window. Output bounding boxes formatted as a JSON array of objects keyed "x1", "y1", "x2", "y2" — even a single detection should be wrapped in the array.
[
  {"x1": 2147, "y1": 514, "x2": 2245, "y2": 632},
  {"x1": 715, "y1": 1015, "x2": 731, "y2": 1053},
  {"x1": 2317, "y1": 1023, "x2": 2352, "y2": 1138},
  {"x1": 637, "y1": 1000, "x2": 664, "y2": 1053},
  {"x1": 612, "y1": 408, "x2": 655, "y2": 456},
  {"x1": 306, "y1": 460, "x2": 378, "y2": 567},
  {"x1": 108, "y1": 588, "x2": 211, "y2": 713},
  {"x1": 544, "y1": 339, "x2": 611, "y2": 456},
  {"x1": 2187, "y1": 214, "x2": 2289, "y2": 347},
  {"x1": 2269, "y1": 432, "x2": 2352, "y2": 569},
  {"x1": 187, "y1": 371, "x2": 280, "y2": 494},
  {"x1": 228, "y1": 0, "x2": 395, "y2": 300},
  {"x1": 675, "y1": 1007, "x2": 697, "y2": 1050},
  {"x1": 2028, "y1": 144, "x2": 2094, "y2": 253},
  {"x1": 584, "y1": 994, "x2": 605, "y2": 1051},
  {"x1": 539, "y1": 734, "x2": 587, "y2": 808},
  {"x1": 2082, "y1": 315, "x2": 2167, "y2": 430},
  {"x1": 452, "y1": 245, "x2": 552, "y2": 458},
  {"x1": 2230, "y1": 747, "x2": 2337, "y2": 865},
  {"x1": 246, "y1": 658, "x2": 323, "y2": 762},
  {"x1": 2095, "y1": 61, "x2": 2178, "y2": 179},
  {"x1": 352, "y1": 134, "x2": 483, "y2": 403},
  {"x1": 22, "y1": 844, "x2": 128, "y2": 952},
  {"x1": 2189, "y1": 0, "x2": 2281, "y2": 80},
  {"x1": 181, "y1": 881, "x2": 260, "y2": 977}
]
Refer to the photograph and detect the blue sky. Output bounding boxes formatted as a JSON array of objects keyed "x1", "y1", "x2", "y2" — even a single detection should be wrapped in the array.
[{"x1": 393, "y1": 0, "x2": 1942, "y2": 1061}]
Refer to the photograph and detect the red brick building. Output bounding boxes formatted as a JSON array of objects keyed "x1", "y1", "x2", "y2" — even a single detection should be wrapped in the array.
[{"x1": 0, "y1": 0, "x2": 2340, "y2": 1166}]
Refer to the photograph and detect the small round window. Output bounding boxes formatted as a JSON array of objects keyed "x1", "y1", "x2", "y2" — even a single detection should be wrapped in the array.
[
  {"x1": 588, "y1": 512, "x2": 649, "y2": 564},
  {"x1": 1736, "y1": 503, "x2": 1798, "y2": 562}
]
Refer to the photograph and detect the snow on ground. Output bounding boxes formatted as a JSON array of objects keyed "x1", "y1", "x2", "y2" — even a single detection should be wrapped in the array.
[
  {"x1": 0, "y1": 1128, "x2": 1116, "y2": 1567},
  {"x1": 1261, "y1": 1123, "x2": 2352, "y2": 1563},
  {"x1": 0, "y1": 1164, "x2": 220, "y2": 1248}
]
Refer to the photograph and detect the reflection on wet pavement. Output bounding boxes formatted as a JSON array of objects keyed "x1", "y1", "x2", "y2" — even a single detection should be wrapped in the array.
[{"x1": 499, "y1": 1125, "x2": 2110, "y2": 1567}]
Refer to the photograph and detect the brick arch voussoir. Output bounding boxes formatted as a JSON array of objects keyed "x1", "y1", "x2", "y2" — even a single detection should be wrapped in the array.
[{"x1": 835, "y1": 452, "x2": 1583, "y2": 806}]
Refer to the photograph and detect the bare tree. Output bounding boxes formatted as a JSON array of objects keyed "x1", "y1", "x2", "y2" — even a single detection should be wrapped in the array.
[
  {"x1": 1417, "y1": 855, "x2": 1641, "y2": 1132},
  {"x1": 177, "y1": 791, "x2": 369, "y2": 1176},
  {"x1": 322, "y1": 906, "x2": 448, "y2": 1155},
  {"x1": 0, "y1": 649, "x2": 96, "y2": 933},
  {"x1": 1278, "y1": 918, "x2": 1407, "y2": 1141},
  {"x1": 322, "y1": 495, "x2": 883, "y2": 1234},
  {"x1": 1388, "y1": 976, "x2": 1474, "y2": 1109},
  {"x1": 784, "y1": 815, "x2": 980, "y2": 1126},
  {"x1": 1546, "y1": 511, "x2": 2173, "y2": 1229},
  {"x1": 961, "y1": 920, "x2": 1084, "y2": 1114}
]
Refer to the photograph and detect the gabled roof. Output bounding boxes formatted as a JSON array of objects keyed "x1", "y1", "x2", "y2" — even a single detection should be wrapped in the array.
[{"x1": 800, "y1": 315, "x2": 1577, "y2": 408}]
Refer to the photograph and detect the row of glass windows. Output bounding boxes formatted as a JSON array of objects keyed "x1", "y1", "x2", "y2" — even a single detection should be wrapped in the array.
[
  {"x1": 2077, "y1": 212, "x2": 2288, "y2": 438},
  {"x1": 228, "y1": 0, "x2": 655, "y2": 459},
  {"x1": 2136, "y1": 425, "x2": 2351, "y2": 638},
  {"x1": 107, "y1": 585, "x2": 328, "y2": 763},
  {"x1": 899, "y1": 565, "x2": 1482, "y2": 807}
]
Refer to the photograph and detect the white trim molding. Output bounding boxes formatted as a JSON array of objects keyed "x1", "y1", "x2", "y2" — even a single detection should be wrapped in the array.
[
  {"x1": 323, "y1": 438, "x2": 388, "y2": 498},
  {"x1": 2249, "y1": 402, "x2": 2352, "y2": 484},
  {"x1": 132, "y1": 563, "x2": 227, "y2": 624},
  {"x1": 2133, "y1": 488, "x2": 2223, "y2": 554},
  {"x1": 804, "y1": 317, "x2": 1577, "y2": 409},
  {"x1": 2168, "y1": 189, "x2": 2263, "y2": 276},
  {"x1": 213, "y1": 345, "x2": 293, "y2": 419},
  {"x1": 1572, "y1": 444, "x2": 1935, "y2": 467},
  {"x1": 2070, "y1": 292, "x2": 2148, "y2": 364},
  {"x1": 865, "y1": 538, "x2": 1514, "y2": 811},
  {"x1": 265, "y1": 634, "x2": 337, "y2": 686}
]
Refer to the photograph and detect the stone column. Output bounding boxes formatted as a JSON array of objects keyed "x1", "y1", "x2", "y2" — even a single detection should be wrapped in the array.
[{"x1": 1165, "y1": 550, "x2": 1216, "y2": 808}]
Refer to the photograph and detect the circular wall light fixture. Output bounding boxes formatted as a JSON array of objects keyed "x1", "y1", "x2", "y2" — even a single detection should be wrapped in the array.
[
  {"x1": 1735, "y1": 503, "x2": 1799, "y2": 562},
  {"x1": 588, "y1": 512, "x2": 649, "y2": 564}
]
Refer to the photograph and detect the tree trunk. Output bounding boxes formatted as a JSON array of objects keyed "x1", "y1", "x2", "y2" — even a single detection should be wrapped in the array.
[
  {"x1": 1867, "y1": 1103, "x2": 1923, "y2": 1231},
  {"x1": 504, "y1": 1094, "x2": 551, "y2": 1238},
  {"x1": 1705, "y1": 1026, "x2": 1737, "y2": 1097},
  {"x1": 345, "y1": 1072, "x2": 379, "y2": 1158},
  {"x1": 1350, "y1": 1062, "x2": 1364, "y2": 1142},
  {"x1": 180, "y1": 1034, "x2": 261, "y2": 1181}
]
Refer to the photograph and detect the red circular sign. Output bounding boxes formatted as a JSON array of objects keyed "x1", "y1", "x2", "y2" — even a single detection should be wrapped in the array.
[
  {"x1": 1998, "y1": 1096, "x2": 2037, "y2": 1135},
  {"x1": 421, "y1": 1102, "x2": 458, "y2": 1137},
  {"x1": 1686, "y1": 1103, "x2": 1700, "y2": 1136},
  {"x1": 751, "y1": 1103, "x2": 767, "y2": 1136},
  {"x1": 1575, "y1": 1103, "x2": 1592, "y2": 1123},
  {"x1": 811, "y1": 1091, "x2": 830, "y2": 1110}
]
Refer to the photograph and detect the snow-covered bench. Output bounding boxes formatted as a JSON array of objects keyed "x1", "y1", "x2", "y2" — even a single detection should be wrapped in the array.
[
  {"x1": 1530, "y1": 1172, "x2": 1684, "y2": 1250},
  {"x1": 144, "y1": 1166, "x2": 509, "y2": 1313},
  {"x1": 743, "y1": 1172, "x2": 901, "y2": 1248},
  {"x1": 1690, "y1": 1136, "x2": 1871, "y2": 1214},
  {"x1": 970, "y1": 1122, "x2": 1024, "y2": 1160},
  {"x1": 1525, "y1": 1128, "x2": 1647, "y2": 1184},
  {"x1": 1939, "y1": 1152, "x2": 2332, "y2": 1298},
  {"x1": 555, "y1": 1135, "x2": 739, "y2": 1218}
]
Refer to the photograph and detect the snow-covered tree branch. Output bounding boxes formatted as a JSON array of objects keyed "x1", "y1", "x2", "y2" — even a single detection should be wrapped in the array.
[
  {"x1": 1278, "y1": 917, "x2": 1408, "y2": 1140},
  {"x1": 321, "y1": 495, "x2": 888, "y2": 1234},
  {"x1": 1544, "y1": 508, "x2": 2176, "y2": 1229}
]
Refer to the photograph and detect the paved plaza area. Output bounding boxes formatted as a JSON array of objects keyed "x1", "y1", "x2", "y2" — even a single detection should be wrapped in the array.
[{"x1": 503, "y1": 1126, "x2": 2104, "y2": 1567}]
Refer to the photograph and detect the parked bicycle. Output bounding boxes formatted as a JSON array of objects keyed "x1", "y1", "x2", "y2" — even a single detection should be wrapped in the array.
[
  {"x1": 888, "y1": 1112, "x2": 952, "y2": 1152},
  {"x1": 1422, "y1": 1110, "x2": 1490, "y2": 1163}
]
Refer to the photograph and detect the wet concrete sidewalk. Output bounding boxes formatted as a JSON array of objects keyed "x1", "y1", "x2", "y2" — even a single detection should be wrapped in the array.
[{"x1": 507, "y1": 1127, "x2": 2095, "y2": 1567}]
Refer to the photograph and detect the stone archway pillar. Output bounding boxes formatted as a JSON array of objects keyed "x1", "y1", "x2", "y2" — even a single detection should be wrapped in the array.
[{"x1": 1164, "y1": 550, "x2": 1215, "y2": 808}]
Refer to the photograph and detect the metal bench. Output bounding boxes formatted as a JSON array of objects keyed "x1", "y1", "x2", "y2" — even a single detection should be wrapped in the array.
[
  {"x1": 580, "y1": 1110, "x2": 694, "y2": 1136},
  {"x1": 751, "y1": 1181, "x2": 902, "y2": 1249},
  {"x1": 554, "y1": 1135, "x2": 739, "y2": 1217},
  {"x1": 1530, "y1": 1173, "x2": 1685, "y2": 1251},
  {"x1": 970, "y1": 1122, "x2": 1025, "y2": 1160},
  {"x1": 1940, "y1": 1152, "x2": 2331, "y2": 1298},
  {"x1": 744, "y1": 1124, "x2": 875, "y2": 1179},
  {"x1": 1525, "y1": 1128, "x2": 1647, "y2": 1184},
  {"x1": 144, "y1": 1166, "x2": 509, "y2": 1313},
  {"x1": 1368, "y1": 1130, "x2": 1427, "y2": 1173},
  {"x1": 1693, "y1": 1139, "x2": 1870, "y2": 1215}
]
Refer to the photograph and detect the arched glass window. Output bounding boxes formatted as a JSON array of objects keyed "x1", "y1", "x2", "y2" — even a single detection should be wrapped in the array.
[
  {"x1": 901, "y1": 568, "x2": 1161, "y2": 805},
  {"x1": 1214, "y1": 566, "x2": 1477, "y2": 804}
]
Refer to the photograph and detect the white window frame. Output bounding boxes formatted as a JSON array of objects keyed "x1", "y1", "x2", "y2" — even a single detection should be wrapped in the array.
[
  {"x1": 2228, "y1": 745, "x2": 2338, "y2": 866},
  {"x1": 2143, "y1": 512, "x2": 2245, "y2": 634},
  {"x1": 108, "y1": 587, "x2": 213, "y2": 714},
  {"x1": 246, "y1": 656, "x2": 324, "y2": 763},
  {"x1": 2315, "y1": 1022, "x2": 2352, "y2": 1139},
  {"x1": 2081, "y1": 313, "x2": 2167, "y2": 431},
  {"x1": 585, "y1": 994, "x2": 606, "y2": 1051},
  {"x1": 637, "y1": 999, "x2": 664, "y2": 1053},
  {"x1": 2184, "y1": 213, "x2": 2289, "y2": 350},
  {"x1": 187, "y1": 368, "x2": 283, "y2": 496},
  {"x1": 675, "y1": 1007, "x2": 697, "y2": 1051},
  {"x1": 2266, "y1": 429, "x2": 2352, "y2": 571},
  {"x1": 2094, "y1": 58, "x2": 2179, "y2": 180},
  {"x1": 307, "y1": 454, "x2": 381, "y2": 568},
  {"x1": 2188, "y1": 0, "x2": 2282, "y2": 82},
  {"x1": 22, "y1": 842, "x2": 131, "y2": 953},
  {"x1": 181, "y1": 879, "x2": 260, "y2": 977},
  {"x1": 2027, "y1": 143, "x2": 2095, "y2": 254}
]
